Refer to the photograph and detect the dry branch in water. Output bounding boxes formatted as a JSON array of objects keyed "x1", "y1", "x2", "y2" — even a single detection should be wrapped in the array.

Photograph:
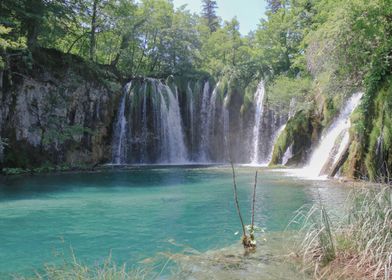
[{"x1": 230, "y1": 161, "x2": 257, "y2": 251}]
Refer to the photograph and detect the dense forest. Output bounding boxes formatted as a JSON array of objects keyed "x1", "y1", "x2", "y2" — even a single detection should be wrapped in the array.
[{"x1": 0, "y1": 0, "x2": 391, "y2": 182}]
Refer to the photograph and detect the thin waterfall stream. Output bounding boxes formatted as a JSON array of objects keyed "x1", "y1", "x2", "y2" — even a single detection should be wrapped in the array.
[
  {"x1": 251, "y1": 81, "x2": 266, "y2": 165},
  {"x1": 289, "y1": 92, "x2": 363, "y2": 179}
]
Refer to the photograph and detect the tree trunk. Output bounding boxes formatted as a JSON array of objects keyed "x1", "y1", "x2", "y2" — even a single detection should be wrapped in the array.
[
  {"x1": 24, "y1": 0, "x2": 44, "y2": 50},
  {"x1": 89, "y1": 0, "x2": 98, "y2": 61},
  {"x1": 110, "y1": 19, "x2": 145, "y2": 68}
]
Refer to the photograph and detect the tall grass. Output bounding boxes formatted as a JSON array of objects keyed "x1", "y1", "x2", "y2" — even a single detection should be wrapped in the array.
[
  {"x1": 347, "y1": 186, "x2": 392, "y2": 279},
  {"x1": 294, "y1": 186, "x2": 392, "y2": 279},
  {"x1": 14, "y1": 252, "x2": 157, "y2": 280},
  {"x1": 292, "y1": 203, "x2": 336, "y2": 278}
]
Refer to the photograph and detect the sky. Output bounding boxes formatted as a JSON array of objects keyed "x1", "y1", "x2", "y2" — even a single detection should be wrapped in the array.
[{"x1": 172, "y1": 0, "x2": 267, "y2": 35}]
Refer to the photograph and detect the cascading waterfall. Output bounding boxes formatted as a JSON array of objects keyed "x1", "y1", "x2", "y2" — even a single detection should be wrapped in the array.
[
  {"x1": 158, "y1": 83, "x2": 188, "y2": 163},
  {"x1": 198, "y1": 81, "x2": 211, "y2": 161},
  {"x1": 222, "y1": 94, "x2": 230, "y2": 160},
  {"x1": 296, "y1": 92, "x2": 363, "y2": 178},
  {"x1": 111, "y1": 79, "x2": 188, "y2": 164},
  {"x1": 141, "y1": 84, "x2": 148, "y2": 162},
  {"x1": 198, "y1": 82, "x2": 220, "y2": 162},
  {"x1": 187, "y1": 83, "x2": 195, "y2": 157},
  {"x1": 251, "y1": 81, "x2": 266, "y2": 164},
  {"x1": 111, "y1": 78, "x2": 284, "y2": 165},
  {"x1": 111, "y1": 82, "x2": 131, "y2": 164},
  {"x1": 267, "y1": 124, "x2": 286, "y2": 163}
]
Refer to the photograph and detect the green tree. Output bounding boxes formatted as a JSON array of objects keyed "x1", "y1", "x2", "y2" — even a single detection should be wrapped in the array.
[
  {"x1": 266, "y1": 0, "x2": 284, "y2": 13},
  {"x1": 201, "y1": 0, "x2": 219, "y2": 33}
]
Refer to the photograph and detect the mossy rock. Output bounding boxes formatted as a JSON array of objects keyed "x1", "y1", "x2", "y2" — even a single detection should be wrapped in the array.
[
  {"x1": 270, "y1": 108, "x2": 320, "y2": 166},
  {"x1": 341, "y1": 76, "x2": 392, "y2": 181}
]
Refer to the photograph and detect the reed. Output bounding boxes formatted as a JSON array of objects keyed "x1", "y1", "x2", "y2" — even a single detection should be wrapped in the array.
[
  {"x1": 293, "y1": 186, "x2": 392, "y2": 279},
  {"x1": 15, "y1": 252, "x2": 155, "y2": 280}
]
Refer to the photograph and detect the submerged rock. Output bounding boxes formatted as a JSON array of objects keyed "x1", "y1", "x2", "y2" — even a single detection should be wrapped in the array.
[{"x1": 169, "y1": 233, "x2": 309, "y2": 280}]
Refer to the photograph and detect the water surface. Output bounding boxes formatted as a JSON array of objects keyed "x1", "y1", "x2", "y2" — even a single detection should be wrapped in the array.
[{"x1": 0, "y1": 166, "x2": 349, "y2": 278}]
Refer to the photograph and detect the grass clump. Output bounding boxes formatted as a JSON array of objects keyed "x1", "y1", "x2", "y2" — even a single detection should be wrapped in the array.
[
  {"x1": 347, "y1": 186, "x2": 392, "y2": 278},
  {"x1": 292, "y1": 203, "x2": 336, "y2": 278},
  {"x1": 15, "y1": 253, "x2": 155, "y2": 280},
  {"x1": 293, "y1": 186, "x2": 392, "y2": 279}
]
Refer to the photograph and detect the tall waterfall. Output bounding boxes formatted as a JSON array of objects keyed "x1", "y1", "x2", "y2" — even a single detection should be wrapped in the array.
[
  {"x1": 158, "y1": 83, "x2": 188, "y2": 163},
  {"x1": 111, "y1": 79, "x2": 188, "y2": 164},
  {"x1": 222, "y1": 94, "x2": 230, "y2": 160},
  {"x1": 187, "y1": 83, "x2": 195, "y2": 157},
  {"x1": 111, "y1": 78, "x2": 285, "y2": 165},
  {"x1": 251, "y1": 81, "x2": 266, "y2": 164},
  {"x1": 298, "y1": 92, "x2": 363, "y2": 178},
  {"x1": 198, "y1": 82, "x2": 220, "y2": 162},
  {"x1": 111, "y1": 82, "x2": 131, "y2": 164},
  {"x1": 198, "y1": 82, "x2": 211, "y2": 161}
]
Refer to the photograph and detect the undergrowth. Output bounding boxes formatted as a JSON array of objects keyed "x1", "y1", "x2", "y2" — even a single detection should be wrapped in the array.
[{"x1": 293, "y1": 186, "x2": 392, "y2": 279}]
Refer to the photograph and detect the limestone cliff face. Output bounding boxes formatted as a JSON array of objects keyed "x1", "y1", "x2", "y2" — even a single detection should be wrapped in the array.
[{"x1": 0, "y1": 49, "x2": 121, "y2": 168}]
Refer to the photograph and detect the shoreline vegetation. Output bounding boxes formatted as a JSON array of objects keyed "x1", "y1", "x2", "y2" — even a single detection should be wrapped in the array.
[{"x1": 294, "y1": 186, "x2": 392, "y2": 280}]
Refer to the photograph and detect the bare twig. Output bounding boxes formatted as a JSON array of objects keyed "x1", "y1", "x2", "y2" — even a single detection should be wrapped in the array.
[
  {"x1": 230, "y1": 161, "x2": 247, "y2": 237},
  {"x1": 251, "y1": 171, "x2": 258, "y2": 233}
]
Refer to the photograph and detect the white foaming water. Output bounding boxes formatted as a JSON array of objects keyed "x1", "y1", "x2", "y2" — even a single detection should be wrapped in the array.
[
  {"x1": 282, "y1": 144, "x2": 292, "y2": 166},
  {"x1": 251, "y1": 81, "x2": 266, "y2": 164},
  {"x1": 288, "y1": 92, "x2": 363, "y2": 179}
]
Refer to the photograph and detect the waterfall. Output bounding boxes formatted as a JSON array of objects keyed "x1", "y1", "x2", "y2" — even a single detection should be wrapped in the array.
[
  {"x1": 158, "y1": 83, "x2": 188, "y2": 163},
  {"x1": 111, "y1": 78, "x2": 284, "y2": 165},
  {"x1": 267, "y1": 124, "x2": 286, "y2": 164},
  {"x1": 198, "y1": 81, "x2": 210, "y2": 161},
  {"x1": 222, "y1": 94, "x2": 230, "y2": 160},
  {"x1": 141, "y1": 84, "x2": 148, "y2": 162},
  {"x1": 111, "y1": 79, "x2": 188, "y2": 164},
  {"x1": 111, "y1": 82, "x2": 131, "y2": 164},
  {"x1": 297, "y1": 92, "x2": 363, "y2": 178},
  {"x1": 187, "y1": 83, "x2": 195, "y2": 158},
  {"x1": 282, "y1": 144, "x2": 293, "y2": 166},
  {"x1": 198, "y1": 82, "x2": 220, "y2": 162},
  {"x1": 251, "y1": 81, "x2": 266, "y2": 164}
]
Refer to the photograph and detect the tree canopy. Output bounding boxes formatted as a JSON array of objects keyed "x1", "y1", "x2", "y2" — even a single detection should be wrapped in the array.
[{"x1": 0, "y1": 0, "x2": 390, "y2": 94}]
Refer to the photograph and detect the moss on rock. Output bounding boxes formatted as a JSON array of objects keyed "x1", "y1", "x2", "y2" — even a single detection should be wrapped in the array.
[{"x1": 270, "y1": 107, "x2": 321, "y2": 166}]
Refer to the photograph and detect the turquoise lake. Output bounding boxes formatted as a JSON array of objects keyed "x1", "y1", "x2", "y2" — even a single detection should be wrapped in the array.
[{"x1": 0, "y1": 166, "x2": 349, "y2": 278}]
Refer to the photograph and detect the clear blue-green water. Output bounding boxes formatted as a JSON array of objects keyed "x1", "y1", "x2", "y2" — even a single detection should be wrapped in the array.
[{"x1": 0, "y1": 166, "x2": 349, "y2": 278}]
